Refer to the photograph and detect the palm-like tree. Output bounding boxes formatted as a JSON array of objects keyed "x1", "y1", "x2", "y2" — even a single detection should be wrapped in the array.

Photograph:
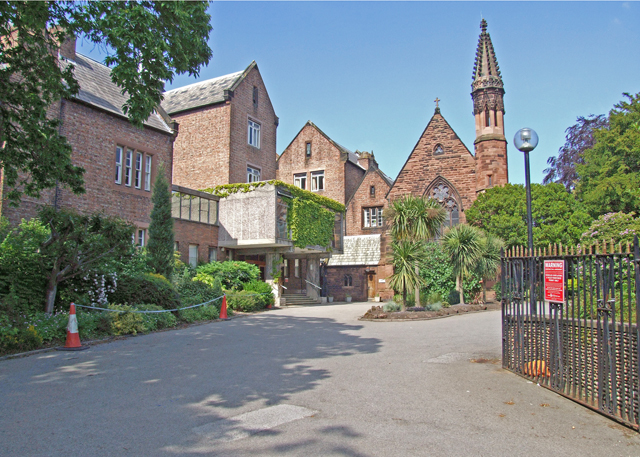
[
  {"x1": 442, "y1": 224, "x2": 483, "y2": 305},
  {"x1": 385, "y1": 195, "x2": 446, "y2": 308},
  {"x1": 474, "y1": 234, "x2": 505, "y2": 303}
]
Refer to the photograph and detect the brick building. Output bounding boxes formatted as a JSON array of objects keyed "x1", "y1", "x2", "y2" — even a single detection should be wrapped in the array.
[{"x1": 0, "y1": 37, "x2": 176, "y2": 249}]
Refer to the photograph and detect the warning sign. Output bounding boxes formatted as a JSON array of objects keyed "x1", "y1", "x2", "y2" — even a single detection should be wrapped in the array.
[{"x1": 544, "y1": 260, "x2": 565, "y2": 303}]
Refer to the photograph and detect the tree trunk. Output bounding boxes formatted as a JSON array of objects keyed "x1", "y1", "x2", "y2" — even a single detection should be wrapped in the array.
[
  {"x1": 482, "y1": 278, "x2": 487, "y2": 304},
  {"x1": 414, "y1": 264, "x2": 420, "y2": 308},
  {"x1": 402, "y1": 288, "x2": 407, "y2": 311},
  {"x1": 44, "y1": 275, "x2": 58, "y2": 315},
  {"x1": 457, "y1": 273, "x2": 465, "y2": 305}
]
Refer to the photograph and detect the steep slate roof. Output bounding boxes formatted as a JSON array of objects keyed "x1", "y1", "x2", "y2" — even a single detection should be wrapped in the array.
[
  {"x1": 161, "y1": 61, "x2": 257, "y2": 115},
  {"x1": 378, "y1": 169, "x2": 395, "y2": 187},
  {"x1": 64, "y1": 54, "x2": 172, "y2": 133},
  {"x1": 327, "y1": 234, "x2": 381, "y2": 266}
]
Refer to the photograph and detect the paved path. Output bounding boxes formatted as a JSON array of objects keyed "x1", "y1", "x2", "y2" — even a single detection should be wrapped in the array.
[{"x1": 1, "y1": 303, "x2": 639, "y2": 456}]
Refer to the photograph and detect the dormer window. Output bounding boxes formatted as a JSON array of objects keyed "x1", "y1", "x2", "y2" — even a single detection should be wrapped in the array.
[{"x1": 434, "y1": 144, "x2": 444, "y2": 155}]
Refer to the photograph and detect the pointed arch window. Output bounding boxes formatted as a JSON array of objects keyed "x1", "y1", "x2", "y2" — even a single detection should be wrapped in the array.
[
  {"x1": 430, "y1": 181, "x2": 461, "y2": 232},
  {"x1": 433, "y1": 144, "x2": 444, "y2": 155}
]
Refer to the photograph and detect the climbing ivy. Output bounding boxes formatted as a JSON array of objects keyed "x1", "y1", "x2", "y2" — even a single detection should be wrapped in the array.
[
  {"x1": 288, "y1": 198, "x2": 335, "y2": 249},
  {"x1": 202, "y1": 180, "x2": 346, "y2": 213},
  {"x1": 201, "y1": 181, "x2": 342, "y2": 250}
]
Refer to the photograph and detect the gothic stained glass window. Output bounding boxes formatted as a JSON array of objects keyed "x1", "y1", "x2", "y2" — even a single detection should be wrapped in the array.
[{"x1": 430, "y1": 182, "x2": 460, "y2": 230}]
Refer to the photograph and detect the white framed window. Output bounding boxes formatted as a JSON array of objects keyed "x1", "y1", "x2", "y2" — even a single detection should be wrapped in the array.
[
  {"x1": 189, "y1": 244, "x2": 198, "y2": 268},
  {"x1": 115, "y1": 146, "x2": 123, "y2": 184},
  {"x1": 248, "y1": 119, "x2": 261, "y2": 148},
  {"x1": 294, "y1": 259, "x2": 300, "y2": 278},
  {"x1": 137, "y1": 229, "x2": 145, "y2": 247},
  {"x1": 247, "y1": 166, "x2": 261, "y2": 183},
  {"x1": 134, "y1": 152, "x2": 143, "y2": 189},
  {"x1": 144, "y1": 156, "x2": 152, "y2": 191},
  {"x1": 124, "y1": 149, "x2": 133, "y2": 186},
  {"x1": 294, "y1": 173, "x2": 307, "y2": 190},
  {"x1": 363, "y1": 207, "x2": 383, "y2": 228},
  {"x1": 311, "y1": 170, "x2": 325, "y2": 191}
]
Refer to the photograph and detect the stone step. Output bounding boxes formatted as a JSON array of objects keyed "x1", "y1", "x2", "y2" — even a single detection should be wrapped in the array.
[{"x1": 282, "y1": 294, "x2": 320, "y2": 306}]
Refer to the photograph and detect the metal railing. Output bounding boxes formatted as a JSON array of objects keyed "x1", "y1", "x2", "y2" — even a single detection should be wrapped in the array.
[
  {"x1": 304, "y1": 279, "x2": 322, "y2": 290},
  {"x1": 502, "y1": 236, "x2": 640, "y2": 429}
]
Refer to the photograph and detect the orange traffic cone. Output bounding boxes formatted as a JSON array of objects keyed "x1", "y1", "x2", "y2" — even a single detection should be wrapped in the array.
[
  {"x1": 219, "y1": 295, "x2": 229, "y2": 320},
  {"x1": 58, "y1": 303, "x2": 89, "y2": 351}
]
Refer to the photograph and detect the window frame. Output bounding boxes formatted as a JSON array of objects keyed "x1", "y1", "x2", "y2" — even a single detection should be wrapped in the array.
[
  {"x1": 294, "y1": 173, "x2": 307, "y2": 190},
  {"x1": 363, "y1": 206, "x2": 384, "y2": 228},
  {"x1": 115, "y1": 146, "x2": 123, "y2": 184},
  {"x1": 134, "y1": 152, "x2": 143, "y2": 189},
  {"x1": 247, "y1": 166, "x2": 261, "y2": 183},
  {"x1": 248, "y1": 119, "x2": 261, "y2": 149},
  {"x1": 310, "y1": 170, "x2": 325, "y2": 192},
  {"x1": 144, "y1": 155, "x2": 152, "y2": 191},
  {"x1": 294, "y1": 259, "x2": 300, "y2": 278},
  {"x1": 305, "y1": 142, "x2": 311, "y2": 157},
  {"x1": 124, "y1": 149, "x2": 133, "y2": 187},
  {"x1": 137, "y1": 228, "x2": 145, "y2": 247},
  {"x1": 344, "y1": 274, "x2": 353, "y2": 287},
  {"x1": 188, "y1": 244, "x2": 198, "y2": 268}
]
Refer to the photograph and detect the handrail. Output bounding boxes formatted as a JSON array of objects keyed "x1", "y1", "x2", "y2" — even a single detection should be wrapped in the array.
[{"x1": 304, "y1": 279, "x2": 322, "y2": 290}]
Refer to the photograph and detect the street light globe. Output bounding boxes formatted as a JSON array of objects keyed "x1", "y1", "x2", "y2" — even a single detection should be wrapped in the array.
[{"x1": 514, "y1": 128, "x2": 539, "y2": 153}]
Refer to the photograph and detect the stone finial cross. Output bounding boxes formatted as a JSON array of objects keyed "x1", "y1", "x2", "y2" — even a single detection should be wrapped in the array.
[{"x1": 434, "y1": 97, "x2": 440, "y2": 108}]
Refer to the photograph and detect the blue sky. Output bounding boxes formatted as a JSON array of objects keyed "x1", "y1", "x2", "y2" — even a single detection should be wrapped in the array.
[{"x1": 79, "y1": 1, "x2": 640, "y2": 185}]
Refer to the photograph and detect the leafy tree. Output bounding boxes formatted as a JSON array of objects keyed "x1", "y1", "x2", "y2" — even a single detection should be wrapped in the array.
[
  {"x1": 575, "y1": 92, "x2": 640, "y2": 217},
  {"x1": 385, "y1": 195, "x2": 446, "y2": 307},
  {"x1": 466, "y1": 183, "x2": 592, "y2": 249},
  {"x1": 580, "y1": 212, "x2": 640, "y2": 247},
  {"x1": 38, "y1": 207, "x2": 135, "y2": 314},
  {"x1": 441, "y1": 224, "x2": 483, "y2": 305},
  {"x1": 147, "y1": 165, "x2": 174, "y2": 278},
  {"x1": 194, "y1": 261, "x2": 261, "y2": 291},
  {"x1": 543, "y1": 114, "x2": 609, "y2": 191},
  {"x1": 418, "y1": 242, "x2": 456, "y2": 302},
  {"x1": 0, "y1": 1, "x2": 212, "y2": 205},
  {"x1": 387, "y1": 241, "x2": 425, "y2": 309},
  {"x1": 473, "y1": 233, "x2": 505, "y2": 303}
]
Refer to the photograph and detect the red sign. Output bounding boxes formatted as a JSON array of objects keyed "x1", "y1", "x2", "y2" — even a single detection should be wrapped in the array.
[{"x1": 544, "y1": 260, "x2": 565, "y2": 302}]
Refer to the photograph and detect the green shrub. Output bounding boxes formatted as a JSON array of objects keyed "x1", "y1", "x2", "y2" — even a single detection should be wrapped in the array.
[
  {"x1": 242, "y1": 280, "x2": 274, "y2": 307},
  {"x1": 136, "y1": 304, "x2": 177, "y2": 331},
  {"x1": 178, "y1": 304, "x2": 220, "y2": 323},
  {"x1": 110, "y1": 273, "x2": 180, "y2": 309},
  {"x1": 426, "y1": 302, "x2": 442, "y2": 312},
  {"x1": 195, "y1": 261, "x2": 260, "y2": 290},
  {"x1": 226, "y1": 290, "x2": 266, "y2": 312},
  {"x1": 0, "y1": 324, "x2": 43, "y2": 353},
  {"x1": 383, "y1": 302, "x2": 401, "y2": 312},
  {"x1": 448, "y1": 289, "x2": 460, "y2": 305},
  {"x1": 180, "y1": 276, "x2": 223, "y2": 307},
  {"x1": 108, "y1": 305, "x2": 146, "y2": 335},
  {"x1": 493, "y1": 282, "x2": 502, "y2": 301}
]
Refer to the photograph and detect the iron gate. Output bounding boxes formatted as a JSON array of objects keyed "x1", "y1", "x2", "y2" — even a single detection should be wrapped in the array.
[{"x1": 502, "y1": 237, "x2": 640, "y2": 429}]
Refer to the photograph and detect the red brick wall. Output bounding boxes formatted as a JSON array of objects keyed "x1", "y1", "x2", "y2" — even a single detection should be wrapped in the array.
[
  {"x1": 326, "y1": 265, "x2": 368, "y2": 302},
  {"x1": 170, "y1": 103, "x2": 231, "y2": 190},
  {"x1": 387, "y1": 112, "x2": 477, "y2": 221},
  {"x1": 277, "y1": 123, "x2": 364, "y2": 205},
  {"x1": 229, "y1": 67, "x2": 278, "y2": 184},
  {"x1": 344, "y1": 162, "x2": 366, "y2": 205},
  {"x1": 174, "y1": 219, "x2": 219, "y2": 265},
  {"x1": 346, "y1": 170, "x2": 391, "y2": 236},
  {"x1": 1, "y1": 99, "x2": 173, "y2": 231}
]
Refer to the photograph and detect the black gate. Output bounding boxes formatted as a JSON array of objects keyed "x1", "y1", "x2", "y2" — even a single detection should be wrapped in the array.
[{"x1": 502, "y1": 237, "x2": 640, "y2": 429}]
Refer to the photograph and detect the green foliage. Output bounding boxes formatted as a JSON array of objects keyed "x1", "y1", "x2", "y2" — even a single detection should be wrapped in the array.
[
  {"x1": 110, "y1": 273, "x2": 180, "y2": 310},
  {"x1": 442, "y1": 224, "x2": 483, "y2": 305},
  {"x1": 0, "y1": 218, "x2": 50, "y2": 316},
  {"x1": 0, "y1": 325, "x2": 43, "y2": 353},
  {"x1": 385, "y1": 195, "x2": 446, "y2": 241},
  {"x1": 226, "y1": 290, "x2": 267, "y2": 312},
  {"x1": 195, "y1": 261, "x2": 260, "y2": 291},
  {"x1": 387, "y1": 240, "x2": 425, "y2": 307},
  {"x1": 580, "y1": 212, "x2": 640, "y2": 246},
  {"x1": 38, "y1": 206, "x2": 135, "y2": 314},
  {"x1": 147, "y1": 165, "x2": 174, "y2": 278},
  {"x1": 207, "y1": 180, "x2": 346, "y2": 213},
  {"x1": 466, "y1": 183, "x2": 592, "y2": 248},
  {"x1": 426, "y1": 302, "x2": 442, "y2": 312},
  {"x1": 418, "y1": 242, "x2": 456, "y2": 302},
  {"x1": 136, "y1": 304, "x2": 177, "y2": 331},
  {"x1": 493, "y1": 282, "x2": 502, "y2": 302},
  {"x1": 576, "y1": 92, "x2": 640, "y2": 217},
  {"x1": 0, "y1": 1, "x2": 212, "y2": 205},
  {"x1": 288, "y1": 198, "x2": 335, "y2": 249},
  {"x1": 178, "y1": 304, "x2": 220, "y2": 323},
  {"x1": 383, "y1": 302, "x2": 401, "y2": 312},
  {"x1": 108, "y1": 305, "x2": 145, "y2": 336},
  {"x1": 242, "y1": 280, "x2": 275, "y2": 307}
]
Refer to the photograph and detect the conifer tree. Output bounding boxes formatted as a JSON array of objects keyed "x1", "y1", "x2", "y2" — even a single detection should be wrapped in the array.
[{"x1": 147, "y1": 165, "x2": 174, "y2": 279}]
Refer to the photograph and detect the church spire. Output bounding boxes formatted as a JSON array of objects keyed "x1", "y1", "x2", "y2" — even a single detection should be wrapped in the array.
[{"x1": 471, "y1": 19, "x2": 504, "y2": 118}]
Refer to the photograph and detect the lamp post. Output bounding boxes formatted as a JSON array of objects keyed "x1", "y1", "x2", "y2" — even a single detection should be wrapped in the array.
[{"x1": 514, "y1": 128, "x2": 539, "y2": 313}]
